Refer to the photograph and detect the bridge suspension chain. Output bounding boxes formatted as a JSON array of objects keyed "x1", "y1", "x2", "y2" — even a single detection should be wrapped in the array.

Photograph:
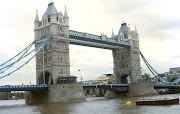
[
  {"x1": 140, "y1": 51, "x2": 171, "y2": 85},
  {"x1": 0, "y1": 41, "x2": 35, "y2": 74},
  {"x1": 0, "y1": 34, "x2": 52, "y2": 80},
  {"x1": 0, "y1": 41, "x2": 35, "y2": 67}
]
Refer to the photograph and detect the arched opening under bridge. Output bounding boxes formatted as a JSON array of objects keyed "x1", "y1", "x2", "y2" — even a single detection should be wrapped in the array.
[
  {"x1": 120, "y1": 75, "x2": 129, "y2": 84},
  {"x1": 39, "y1": 71, "x2": 53, "y2": 85}
]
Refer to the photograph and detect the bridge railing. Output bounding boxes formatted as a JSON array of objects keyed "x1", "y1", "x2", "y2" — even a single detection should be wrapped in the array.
[
  {"x1": 0, "y1": 84, "x2": 48, "y2": 89},
  {"x1": 69, "y1": 30, "x2": 130, "y2": 46},
  {"x1": 83, "y1": 84, "x2": 128, "y2": 87}
]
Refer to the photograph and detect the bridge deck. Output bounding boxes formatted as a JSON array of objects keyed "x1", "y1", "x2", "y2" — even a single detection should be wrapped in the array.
[
  {"x1": 154, "y1": 84, "x2": 180, "y2": 89},
  {"x1": 83, "y1": 84, "x2": 129, "y2": 92},
  {"x1": 0, "y1": 84, "x2": 179, "y2": 92},
  {"x1": 0, "y1": 85, "x2": 48, "y2": 92}
]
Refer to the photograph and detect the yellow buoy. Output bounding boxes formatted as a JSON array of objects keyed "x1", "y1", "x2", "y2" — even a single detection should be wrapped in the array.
[{"x1": 126, "y1": 101, "x2": 131, "y2": 105}]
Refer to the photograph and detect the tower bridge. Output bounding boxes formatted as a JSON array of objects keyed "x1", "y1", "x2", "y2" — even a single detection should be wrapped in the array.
[
  {"x1": 0, "y1": 1, "x2": 179, "y2": 103},
  {"x1": 34, "y1": 1, "x2": 141, "y2": 86}
]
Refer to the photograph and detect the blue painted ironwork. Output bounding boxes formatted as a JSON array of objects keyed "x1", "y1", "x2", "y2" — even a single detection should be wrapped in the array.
[
  {"x1": 0, "y1": 41, "x2": 35, "y2": 74},
  {"x1": 69, "y1": 30, "x2": 131, "y2": 47},
  {"x1": 83, "y1": 84, "x2": 180, "y2": 92},
  {"x1": 83, "y1": 84, "x2": 128, "y2": 92},
  {"x1": 70, "y1": 39, "x2": 117, "y2": 50},
  {"x1": 140, "y1": 51, "x2": 180, "y2": 85},
  {"x1": 0, "y1": 41, "x2": 35, "y2": 67},
  {"x1": 0, "y1": 84, "x2": 48, "y2": 92},
  {"x1": 0, "y1": 83, "x2": 180, "y2": 92},
  {"x1": 0, "y1": 34, "x2": 52, "y2": 79},
  {"x1": 154, "y1": 84, "x2": 180, "y2": 89},
  {"x1": 140, "y1": 51, "x2": 172, "y2": 85}
]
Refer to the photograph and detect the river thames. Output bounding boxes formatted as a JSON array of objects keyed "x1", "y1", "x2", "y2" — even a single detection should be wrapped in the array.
[{"x1": 0, "y1": 94, "x2": 180, "y2": 114}]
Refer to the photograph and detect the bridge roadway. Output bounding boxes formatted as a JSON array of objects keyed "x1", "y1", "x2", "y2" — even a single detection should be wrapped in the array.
[
  {"x1": 1, "y1": 84, "x2": 180, "y2": 92},
  {"x1": 69, "y1": 30, "x2": 131, "y2": 50},
  {"x1": 0, "y1": 84, "x2": 48, "y2": 92}
]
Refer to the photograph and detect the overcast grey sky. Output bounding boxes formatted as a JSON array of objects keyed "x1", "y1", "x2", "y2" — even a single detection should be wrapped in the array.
[{"x1": 0, "y1": 0, "x2": 180, "y2": 85}]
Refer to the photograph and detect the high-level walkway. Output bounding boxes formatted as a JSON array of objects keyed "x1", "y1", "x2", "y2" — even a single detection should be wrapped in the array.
[{"x1": 69, "y1": 30, "x2": 131, "y2": 50}]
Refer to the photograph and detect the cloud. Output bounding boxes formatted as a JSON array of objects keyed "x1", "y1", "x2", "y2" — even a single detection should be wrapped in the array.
[{"x1": 0, "y1": 0, "x2": 180, "y2": 85}]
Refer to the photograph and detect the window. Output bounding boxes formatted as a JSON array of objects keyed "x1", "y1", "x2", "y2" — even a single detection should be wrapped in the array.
[
  {"x1": 60, "y1": 27, "x2": 62, "y2": 31},
  {"x1": 49, "y1": 57, "x2": 51, "y2": 62},
  {"x1": 61, "y1": 69, "x2": 63, "y2": 75},
  {"x1": 63, "y1": 69, "x2": 66, "y2": 75},
  {"x1": 60, "y1": 57, "x2": 63, "y2": 62},
  {"x1": 59, "y1": 18, "x2": 62, "y2": 22},
  {"x1": 61, "y1": 44, "x2": 65, "y2": 49}
]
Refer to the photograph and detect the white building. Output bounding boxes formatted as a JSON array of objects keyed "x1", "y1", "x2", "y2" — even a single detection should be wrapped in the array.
[{"x1": 96, "y1": 74, "x2": 114, "y2": 84}]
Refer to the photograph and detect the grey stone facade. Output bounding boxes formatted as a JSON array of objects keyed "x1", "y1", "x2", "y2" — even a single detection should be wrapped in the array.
[
  {"x1": 112, "y1": 23, "x2": 141, "y2": 84},
  {"x1": 26, "y1": 1, "x2": 85, "y2": 104},
  {"x1": 34, "y1": 2, "x2": 70, "y2": 85},
  {"x1": 26, "y1": 83, "x2": 85, "y2": 104}
]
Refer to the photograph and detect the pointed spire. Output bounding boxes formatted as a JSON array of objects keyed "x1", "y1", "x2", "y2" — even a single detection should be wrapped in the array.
[
  {"x1": 135, "y1": 25, "x2": 138, "y2": 33},
  {"x1": 35, "y1": 10, "x2": 39, "y2": 22},
  {"x1": 128, "y1": 24, "x2": 131, "y2": 33},
  {"x1": 64, "y1": 5, "x2": 68, "y2": 17},
  {"x1": 51, "y1": 6, "x2": 56, "y2": 15},
  {"x1": 111, "y1": 28, "x2": 114, "y2": 38}
]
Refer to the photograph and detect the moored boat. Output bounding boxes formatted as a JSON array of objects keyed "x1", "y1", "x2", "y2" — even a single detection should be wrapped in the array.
[{"x1": 136, "y1": 98, "x2": 179, "y2": 105}]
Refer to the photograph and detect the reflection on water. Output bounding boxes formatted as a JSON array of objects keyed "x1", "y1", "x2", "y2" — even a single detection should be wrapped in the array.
[{"x1": 0, "y1": 94, "x2": 180, "y2": 114}]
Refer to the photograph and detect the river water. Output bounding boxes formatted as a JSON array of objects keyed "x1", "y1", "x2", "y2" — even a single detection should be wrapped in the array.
[{"x1": 0, "y1": 94, "x2": 180, "y2": 114}]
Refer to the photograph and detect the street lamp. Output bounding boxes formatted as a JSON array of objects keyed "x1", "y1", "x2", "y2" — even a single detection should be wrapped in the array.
[{"x1": 78, "y1": 69, "x2": 83, "y2": 83}]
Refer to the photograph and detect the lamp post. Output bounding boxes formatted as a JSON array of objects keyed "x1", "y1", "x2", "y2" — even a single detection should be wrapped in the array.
[{"x1": 78, "y1": 69, "x2": 83, "y2": 83}]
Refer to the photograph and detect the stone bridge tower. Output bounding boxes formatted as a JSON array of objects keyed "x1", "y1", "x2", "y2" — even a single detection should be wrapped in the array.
[
  {"x1": 26, "y1": 1, "x2": 85, "y2": 104},
  {"x1": 105, "y1": 21, "x2": 158, "y2": 97},
  {"x1": 112, "y1": 21, "x2": 141, "y2": 84},
  {"x1": 34, "y1": 1, "x2": 70, "y2": 85}
]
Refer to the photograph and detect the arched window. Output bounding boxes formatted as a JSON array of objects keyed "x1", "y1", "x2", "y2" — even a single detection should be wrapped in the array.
[
  {"x1": 59, "y1": 18, "x2": 62, "y2": 22},
  {"x1": 63, "y1": 69, "x2": 66, "y2": 75},
  {"x1": 60, "y1": 27, "x2": 62, "y2": 31},
  {"x1": 61, "y1": 69, "x2": 63, "y2": 75},
  {"x1": 48, "y1": 17, "x2": 50, "y2": 22}
]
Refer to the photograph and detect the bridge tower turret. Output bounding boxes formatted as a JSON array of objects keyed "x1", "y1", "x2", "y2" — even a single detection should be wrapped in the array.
[
  {"x1": 63, "y1": 6, "x2": 69, "y2": 37},
  {"x1": 105, "y1": 21, "x2": 159, "y2": 97},
  {"x1": 27, "y1": 1, "x2": 85, "y2": 104},
  {"x1": 35, "y1": 1, "x2": 70, "y2": 85},
  {"x1": 34, "y1": 10, "x2": 39, "y2": 41},
  {"x1": 113, "y1": 21, "x2": 141, "y2": 84}
]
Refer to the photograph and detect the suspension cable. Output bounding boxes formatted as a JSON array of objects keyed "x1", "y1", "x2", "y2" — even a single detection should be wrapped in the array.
[
  {"x1": 0, "y1": 41, "x2": 35, "y2": 73},
  {"x1": 0, "y1": 36, "x2": 50, "y2": 72},
  {"x1": 140, "y1": 51, "x2": 170, "y2": 84},
  {"x1": 0, "y1": 34, "x2": 52, "y2": 79},
  {"x1": 0, "y1": 41, "x2": 35, "y2": 67}
]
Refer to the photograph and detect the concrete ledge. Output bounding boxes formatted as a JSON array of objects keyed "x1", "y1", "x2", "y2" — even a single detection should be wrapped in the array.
[
  {"x1": 104, "y1": 83, "x2": 159, "y2": 98},
  {"x1": 128, "y1": 83, "x2": 159, "y2": 97},
  {"x1": 26, "y1": 83, "x2": 85, "y2": 104}
]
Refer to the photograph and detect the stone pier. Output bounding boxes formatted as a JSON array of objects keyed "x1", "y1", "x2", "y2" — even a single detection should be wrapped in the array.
[
  {"x1": 105, "y1": 83, "x2": 158, "y2": 98},
  {"x1": 26, "y1": 83, "x2": 85, "y2": 104}
]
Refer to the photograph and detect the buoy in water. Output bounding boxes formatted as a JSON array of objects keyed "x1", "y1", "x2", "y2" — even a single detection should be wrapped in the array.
[{"x1": 126, "y1": 101, "x2": 131, "y2": 105}]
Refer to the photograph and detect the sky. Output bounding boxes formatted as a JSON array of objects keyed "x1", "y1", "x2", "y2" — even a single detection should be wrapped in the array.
[{"x1": 0, "y1": 0, "x2": 180, "y2": 85}]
